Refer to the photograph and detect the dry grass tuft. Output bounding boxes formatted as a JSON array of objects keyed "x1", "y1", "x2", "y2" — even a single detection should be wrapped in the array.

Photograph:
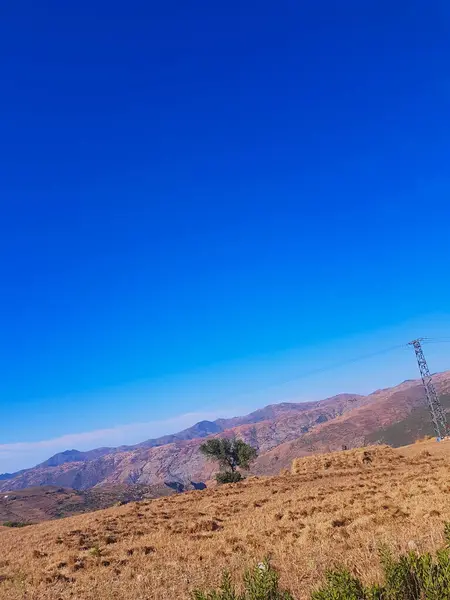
[
  {"x1": 1, "y1": 439, "x2": 450, "y2": 599},
  {"x1": 291, "y1": 444, "x2": 403, "y2": 474}
]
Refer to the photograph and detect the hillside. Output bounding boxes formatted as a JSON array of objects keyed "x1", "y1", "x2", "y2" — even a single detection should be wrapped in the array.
[
  {"x1": 366, "y1": 392, "x2": 450, "y2": 447},
  {"x1": 1, "y1": 440, "x2": 450, "y2": 599},
  {"x1": 1, "y1": 372, "x2": 449, "y2": 493},
  {"x1": 0, "y1": 483, "x2": 184, "y2": 524},
  {"x1": 253, "y1": 372, "x2": 450, "y2": 474}
]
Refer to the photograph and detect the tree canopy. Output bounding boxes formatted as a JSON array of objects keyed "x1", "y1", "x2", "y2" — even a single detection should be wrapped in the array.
[{"x1": 199, "y1": 437, "x2": 257, "y2": 483}]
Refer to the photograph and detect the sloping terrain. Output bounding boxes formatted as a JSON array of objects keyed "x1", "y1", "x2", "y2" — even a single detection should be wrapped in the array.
[
  {"x1": 0, "y1": 483, "x2": 183, "y2": 524},
  {"x1": 1, "y1": 372, "x2": 449, "y2": 492},
  {"x1": 366, "y1": 392, "x2": 450, "y2": 447},
  {"x1": 253, "y1": 372, "x2": 450, "y2": 474},
  {"x1": 1, "y1": 440, "x2": 450, "y2": 599},
  {"x1": 290, "y1": 444, "x2": 404, "y2": 473}
]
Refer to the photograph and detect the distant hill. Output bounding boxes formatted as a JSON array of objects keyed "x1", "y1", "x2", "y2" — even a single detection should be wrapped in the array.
[
  {"x1": 29, "y1": 420, "x2": 225, "y2": 471},
  {"x1": 1, "y1": 371, "x2": 449, "y2": 493},
  {"x1": 0, "y1": 482, "x2": 190, "y2": 524},
  {"x1": 38, "y1": 448, "x2": 114, "y2": 468},
  {"x1": 366, "y1": 392, "x2": 450, "y2": 447}
]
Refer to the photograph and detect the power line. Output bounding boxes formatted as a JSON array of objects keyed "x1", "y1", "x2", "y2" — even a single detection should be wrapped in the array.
[
  {"x1": 250, "y1": 337, "x2": 448, "y2": 442},
  {"x1": 224, "y1": 336, "x2": 448, "y2": 404},
  {"x1": 422, "y1": 337, "x2": 450, "y2": 344},
  {"x1": 245, "y1": 343, "x2": 408, "y2": 398},
  {"x1": 294, "y1": 344, "x2": 408, "y2": 377}
]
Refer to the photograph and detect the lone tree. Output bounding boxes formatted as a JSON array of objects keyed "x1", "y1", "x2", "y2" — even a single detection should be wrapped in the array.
[{"x1": 199, "y1": 437, "x2": 257, "y2": 484}]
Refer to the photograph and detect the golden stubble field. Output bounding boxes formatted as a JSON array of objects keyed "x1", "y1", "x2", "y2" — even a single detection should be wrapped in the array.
[{"x1": 1, "y1": 440, "x2": 450, "y2": 600}]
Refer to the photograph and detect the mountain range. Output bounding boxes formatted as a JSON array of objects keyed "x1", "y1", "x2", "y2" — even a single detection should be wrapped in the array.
[{"x1": 1, "y1": 371, "x2": 449, "y2": 493}]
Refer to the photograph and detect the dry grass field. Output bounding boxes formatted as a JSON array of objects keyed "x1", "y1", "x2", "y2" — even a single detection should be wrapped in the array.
[{"x1": 1, "y1": 439, "x2": 450, "y2": 599}]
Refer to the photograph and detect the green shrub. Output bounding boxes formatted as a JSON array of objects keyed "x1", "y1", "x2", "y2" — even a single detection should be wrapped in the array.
[
  {"x1": 215, "y1": 471, "x2": 243, "y2": 484},
  {"x1": 311, "y1": 568, "x2": 377, "y2": 600},
  {"x1": 192, "y1": 560, "x2": 294, "y2": 600},
  {"x1": 2, "y1": 521, "x2": 32, "y2": 528},
  {"x1": 378, "y1": 545, "x2": 450, "y2": 600},
  {"x1": 312, "y1": 533, "x2": 450, "y2": 600},
  {"x1": 194, "y1": 524, "x2": 450, "y2": 600}
]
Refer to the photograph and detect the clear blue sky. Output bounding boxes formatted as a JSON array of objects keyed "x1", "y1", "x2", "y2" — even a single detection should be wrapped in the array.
[{"x1": 1, "y1": 1, "x2": 450, "y2": 471}]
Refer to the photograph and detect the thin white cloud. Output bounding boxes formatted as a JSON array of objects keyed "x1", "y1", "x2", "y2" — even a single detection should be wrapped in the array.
[{"x1": 0, "y1": 410, "x2": 227, "y2": 473}]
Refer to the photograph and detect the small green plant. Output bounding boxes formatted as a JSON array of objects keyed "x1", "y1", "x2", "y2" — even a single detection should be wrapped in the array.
[
  {"x1": 312, "y1": 526, "x2": 450, "y2": 600},
  {"x1": 444, "y1": 521, "x2": 450, "y2": 547},
  {"x1": 2, "y1": 521, "x2": 32, "y2": 528},
  {"x1": 192, "y1": 560, "x2": 293, "y2": 600},
  {"x1": 215, "y1": 471, "x2": 243, "y2": 484},
  {"x1": 378, "y1": 545, "x2": 450, "y2": 600},
  {"x1": 88, "y1": 545, "x2": 101, "y2": 558},
  {"x1": 311, "y1": 568, "x2": 371, "y2": 600}
]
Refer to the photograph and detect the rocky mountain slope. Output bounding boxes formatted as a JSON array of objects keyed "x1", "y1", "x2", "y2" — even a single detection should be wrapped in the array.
[{"x1": 1, "y1": 372, "x2": 449, "y2": 492}]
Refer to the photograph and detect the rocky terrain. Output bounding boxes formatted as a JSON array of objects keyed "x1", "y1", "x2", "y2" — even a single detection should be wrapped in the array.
[{"x1": 1, "y1": 371, "x2": 449, "y2": 493}]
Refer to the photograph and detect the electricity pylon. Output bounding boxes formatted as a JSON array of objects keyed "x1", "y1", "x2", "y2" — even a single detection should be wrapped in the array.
[{"x1": 409, "y1": 338, "x2": 449, "y2": 439}]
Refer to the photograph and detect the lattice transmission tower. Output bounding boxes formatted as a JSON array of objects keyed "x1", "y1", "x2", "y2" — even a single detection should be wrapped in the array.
[{"x1": 409, "y1": 338, "x2": 450, "y2": 440}]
